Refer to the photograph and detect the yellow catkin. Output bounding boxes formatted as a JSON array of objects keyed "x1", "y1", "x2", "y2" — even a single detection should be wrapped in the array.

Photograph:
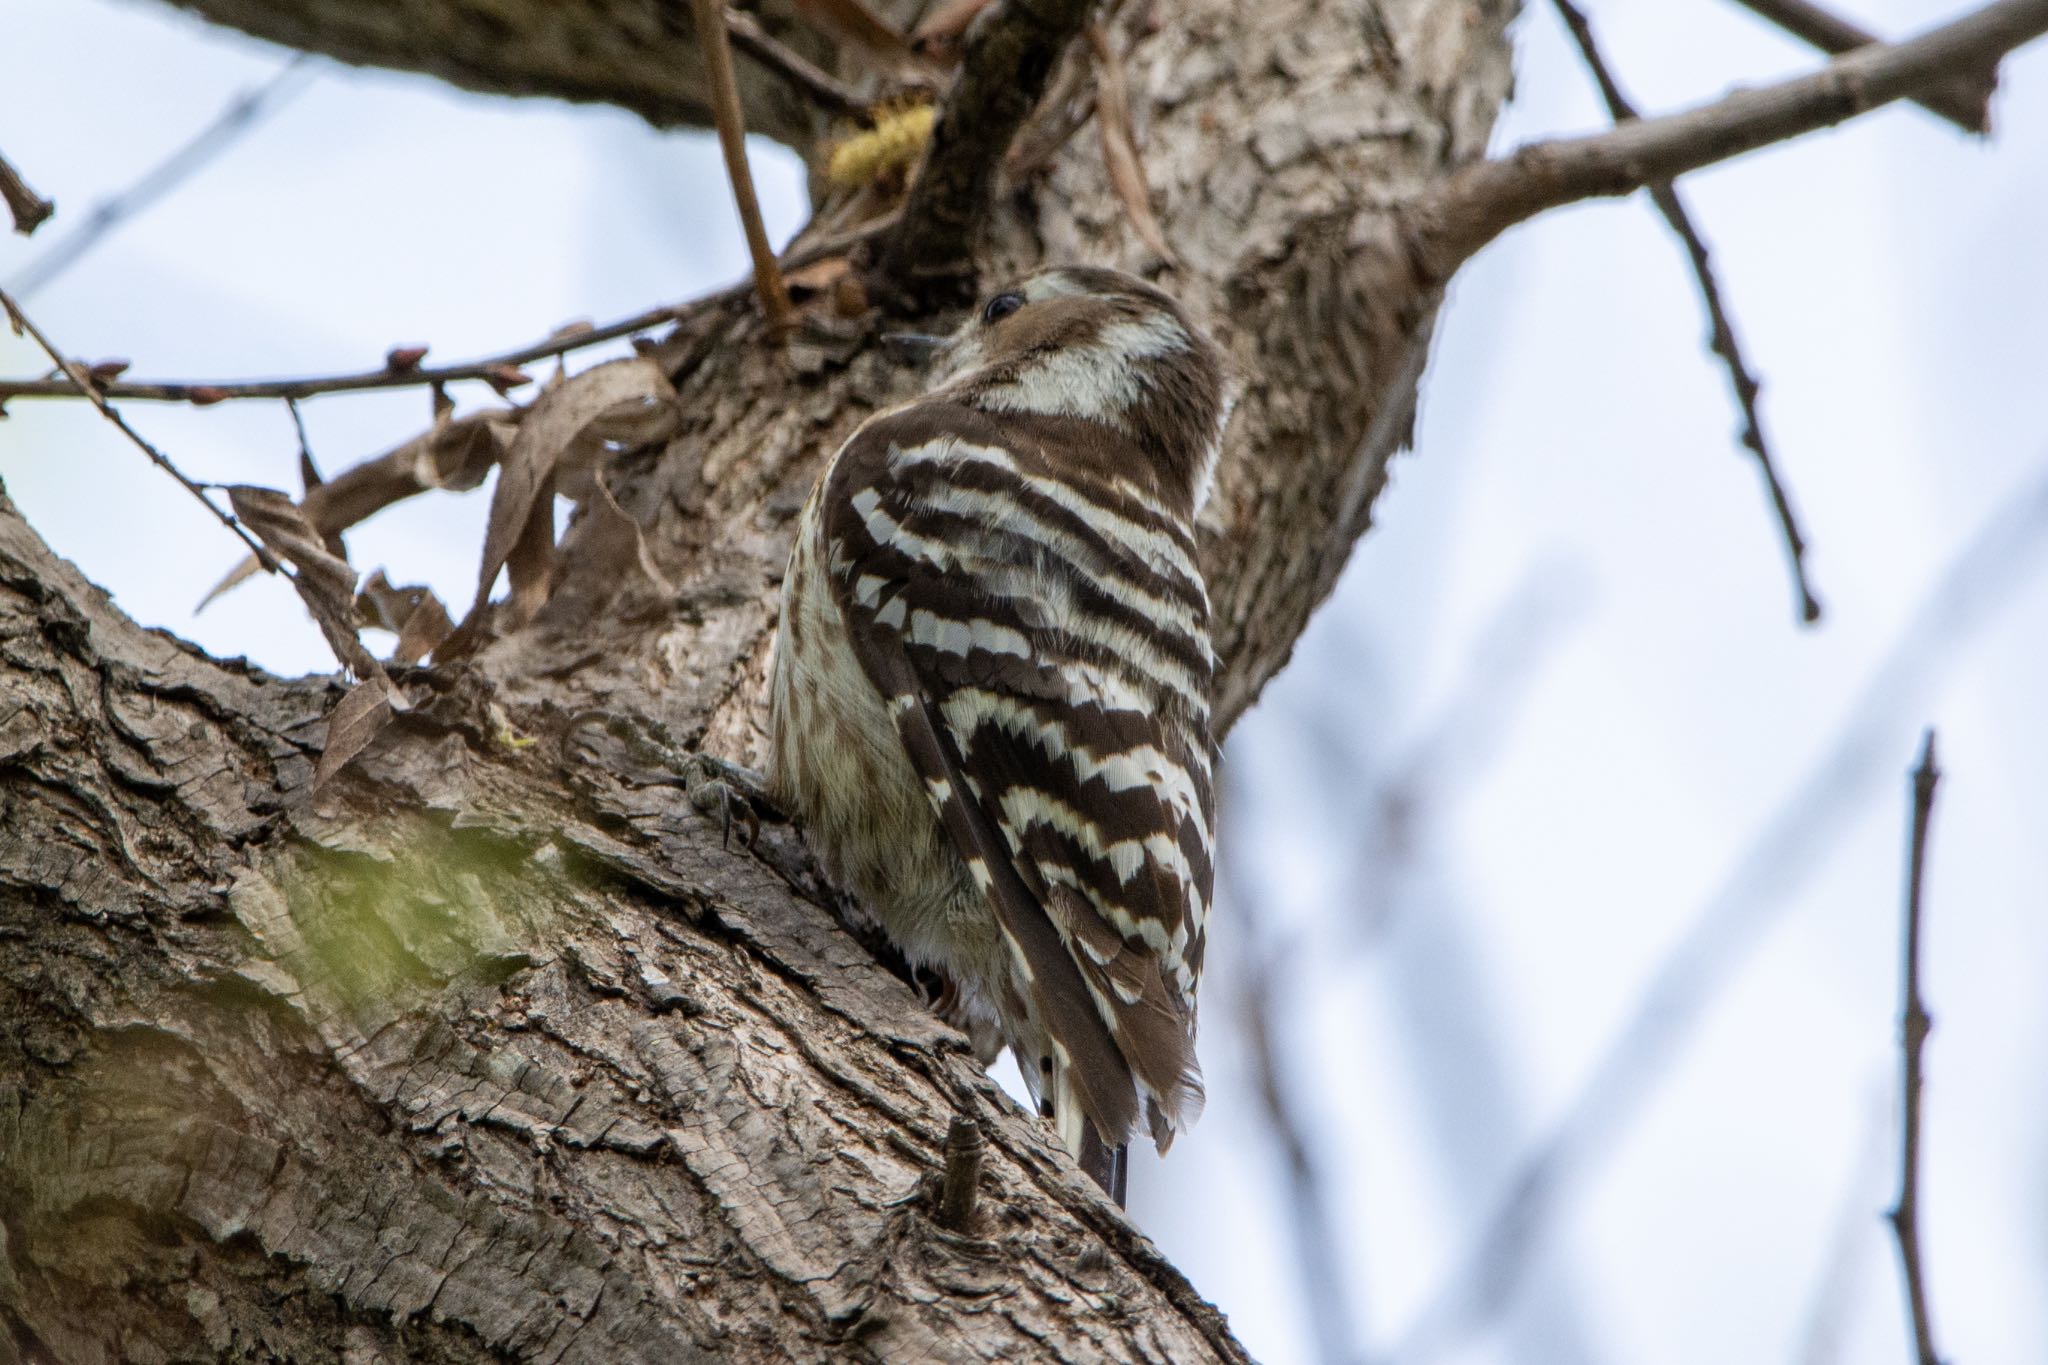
[{"x1": 824, "y1": 104, "x2": 936, "y2": 190}]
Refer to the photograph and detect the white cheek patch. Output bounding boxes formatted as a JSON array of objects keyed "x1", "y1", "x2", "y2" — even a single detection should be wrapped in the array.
[{"x1": 972, "y1": 314, "x2": 1193, "y2": 426}]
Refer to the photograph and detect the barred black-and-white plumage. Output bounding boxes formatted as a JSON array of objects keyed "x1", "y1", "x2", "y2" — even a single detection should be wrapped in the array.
[{"x1": 768, "y1": 266, "x2": 1229, "y2": 1198}]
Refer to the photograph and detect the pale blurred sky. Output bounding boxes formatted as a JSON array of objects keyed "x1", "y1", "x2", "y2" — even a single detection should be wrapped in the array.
[{"x1": 3, "y1": 3, "x2": 2044, "y2": 1363}]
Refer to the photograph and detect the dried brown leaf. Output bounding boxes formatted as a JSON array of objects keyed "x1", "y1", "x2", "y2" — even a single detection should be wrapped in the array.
[
  {"x1": 355, "y1": 569, "x2": 425, "y2": 633},
  {"x1": 1087, "y1": 25, "x2": 1177, "y2": 265},
  {"x1": 199, "y1": 411, "x2": 517, "y2": 614},
  {"x1": 195, "y1": 556, "x2": 265, "y2": 613},
  {"x1": 449, "y1": 358, "x2": 678, "y2": 650},
  {"x1": 224, "y1": 484, "x2": 379, "y2": 678},
  {"x1": 593, "y1": 478, "x2": 674, "y2": 593},
  {"x1": 314, "y1": 673, "x2": 406, "y2": 788},
  {"x1": 357, "y1": 570, "x2": 456, "y2": 666},
  {"x1": 391, "y1": 592, "x2": 454, "y2": 667}
]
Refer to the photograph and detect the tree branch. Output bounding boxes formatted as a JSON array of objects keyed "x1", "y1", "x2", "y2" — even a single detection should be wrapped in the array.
[
  {"x1": 152, "y1": 0, "x2": 868, "y2": 146},
  {"x1": 1550, "y1": 0, "x2": 1821, "y2": 624},
  {"x1": 0, "y1": 147, "x2": 54, "y2": 236},
  {"x1": 694, "y1": 0, "x2": 796, "y2": 335},
  {"x1": 1729, "y1": 0, "x2": 1997, "y2": 132},
  {"x1": 724, "y1": 7, "x2": 872, "y2": 120},
  {"x1": 869, "y1": 0, "x2": 1094, "y2": 307},
  {"x1": 0, "y1": 286, "x2": 278, "y2": 571},
  {"x1": 1889, "y1": 730, "x2": 1945, "y2": 1365},
  {"x1": 1410, "y1": 0, "x2": 2048, "y2": 282},
  {"x1": 5, "y1": 57, "x2": 313, "y2": 301}
]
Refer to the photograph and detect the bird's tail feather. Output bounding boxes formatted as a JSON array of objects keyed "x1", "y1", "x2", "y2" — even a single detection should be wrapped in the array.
[{"x1": 1054, "y1": 1055, "x2": 1128, "y2": 1206}]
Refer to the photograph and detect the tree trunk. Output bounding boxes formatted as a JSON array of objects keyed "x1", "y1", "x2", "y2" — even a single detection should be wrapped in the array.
[{"x1": 1, "y1": 1, "x2": 1516, "y2": 1359}]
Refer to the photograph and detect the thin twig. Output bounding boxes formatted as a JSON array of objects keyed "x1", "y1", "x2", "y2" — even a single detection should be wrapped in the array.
[
  {"x1": 1550, "y1": 0, "x2": 1821, "y2": 624},
  {"x1": 1730, "y1": 0, "x2": 1996, "y2": 132},
  {"x1": 724, "y1": 8, "x2": 871, "y2": 120},
  {"x1": 871, "y1": 0, "x2": 1095, "y2": 307},
  {"x1": 6, "y1": 56, "x2": 313, "y2": 300},
  {"x1": 0, "y1": 287, "x2": 278, "y2": 571},
  {"x1": 0, "y1": 301, "x2": 698, "y2": 404},
  {"x1": 1411, "y1": 0, "x2": 2048, "y2": 284},
  {"x1": 693, "y1": 0, "x2": 796, "y2": 336},
  {"x1": 0, "y1": 212, "x2": 900, "y2": 409},
  {"x1": 0, "y1": 148, "x2": 54, "y2": 236},
  {"x1": 1889, "y1": 730, "x2": 1945, "y2": 1365},
  {"x1": 1395, "y1": 453, "x2": 2048, "y2": 1364}
]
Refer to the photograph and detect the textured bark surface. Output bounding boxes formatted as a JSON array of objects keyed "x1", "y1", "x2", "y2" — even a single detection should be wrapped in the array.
[
  {"x1": 2, "y1": 0, "x2": 1517, "y2": 1359},
  {"x1": 158, "y1": 0, "x2": 918, "y2": 146}
]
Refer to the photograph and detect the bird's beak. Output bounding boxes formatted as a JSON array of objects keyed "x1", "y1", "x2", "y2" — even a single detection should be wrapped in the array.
[{"x1": 880, "y1": 332, "x2": 949, "y2": 365}]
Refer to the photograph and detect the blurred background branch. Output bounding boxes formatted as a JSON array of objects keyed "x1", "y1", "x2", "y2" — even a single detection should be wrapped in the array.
[
  {"x1": 5, "y1": 54, "x2": 312, "y2": 301},
  {"x1": 1396, "y1": 454, "x2": 2048, "y2": 1363},
  {"x1": 1550, "y1": 0, "x2": 1821, "y2": 625}
]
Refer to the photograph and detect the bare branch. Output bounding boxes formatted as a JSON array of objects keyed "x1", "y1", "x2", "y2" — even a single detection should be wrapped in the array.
[
  {"x1": 0, "y1": 286, "x2": 278, "y2": 572},
  {"x1": 1397, "y1": 454, "x2": 2048, "y2": 1364},
  {"x1": 0, "y1": 147, "x2": 54, "y2": 236},
  {"x1": 0, "y1": 210, "x2": 903, "y2": 409},
  {"x1": 1411, "y1": 0, "x2": 2048, "y2": 283},
  {"x1": 724, "y1": 7, "x2": 872, "y2": 120},
  {"x1": 0, "y1": 302, "x2": 701, "y2": 405},
  {"x1": 1730, "y1": 0, "x2": 1996, "y2": 132},
  {"x1": 1550, "y1": 0, "x2": 1821, "y2": 625},
  {"x1": 5, "y1": 56, "x2": 313, "y2": 300},
  {"x1": 870, "y1": 0, "x2": 1094, "y2": 307},
  {"x1": 1889, "y1": 730, "x2": 1945, "y2": 1365},
  {"x1": 693, "y1": 0, "x2": 796, "y2": 335}
]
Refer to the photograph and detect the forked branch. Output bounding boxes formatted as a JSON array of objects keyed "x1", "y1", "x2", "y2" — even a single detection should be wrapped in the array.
[
  {"x1": 1729, "y1": 0, "x2": 1997, "y2": 131},
  {"x1": 1411, "y1": 0, "x2": 2048, "y2": 282}
]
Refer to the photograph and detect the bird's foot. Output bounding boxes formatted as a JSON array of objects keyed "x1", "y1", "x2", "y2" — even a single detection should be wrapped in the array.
[{"x1": 563, "y1": 710, "x2": 780, "y2": 849}]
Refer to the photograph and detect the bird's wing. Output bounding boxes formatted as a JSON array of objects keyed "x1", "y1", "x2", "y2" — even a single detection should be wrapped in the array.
[{"x1": 819, "y1": 405, "x2": 1214, "y2": 1147}]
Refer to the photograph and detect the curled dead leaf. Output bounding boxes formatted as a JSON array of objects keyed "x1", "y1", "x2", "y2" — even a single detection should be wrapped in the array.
[
  {"x1": 223, "y1": 484, "x2": 379, "y2": 679},
  {"x1": 199, "y1": 411, "x2": 515, "y2": 616},
  {"x1": 445, "y1": 357, "x2": 679, "y2": 653},
  {"x1": 314, "y1": 673, "x2": 408, "y2": 788}
]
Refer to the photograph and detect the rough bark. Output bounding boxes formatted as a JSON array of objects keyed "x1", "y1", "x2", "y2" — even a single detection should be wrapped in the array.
[
  {"x1": 1, "y1": 0, "x2": 1517, "y2": 1359},
  {"x1": 155, "y1": 0, "x2": 923, "y2": 147}
]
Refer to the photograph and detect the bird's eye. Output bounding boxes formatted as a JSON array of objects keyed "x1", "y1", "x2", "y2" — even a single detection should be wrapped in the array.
[{"x1": 981, "y1": 292, "x2": 1024, "y2": 324}]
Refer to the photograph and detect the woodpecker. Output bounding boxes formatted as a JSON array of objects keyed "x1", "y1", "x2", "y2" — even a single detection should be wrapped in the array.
[{"x1": 767, "y1": 266, "x2": 1229, "y2": 1202}]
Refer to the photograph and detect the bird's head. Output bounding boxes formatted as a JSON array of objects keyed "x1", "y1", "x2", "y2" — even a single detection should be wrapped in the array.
[{"x1": 896, "y1": 266, "x2": 1233, "y2": 513}]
